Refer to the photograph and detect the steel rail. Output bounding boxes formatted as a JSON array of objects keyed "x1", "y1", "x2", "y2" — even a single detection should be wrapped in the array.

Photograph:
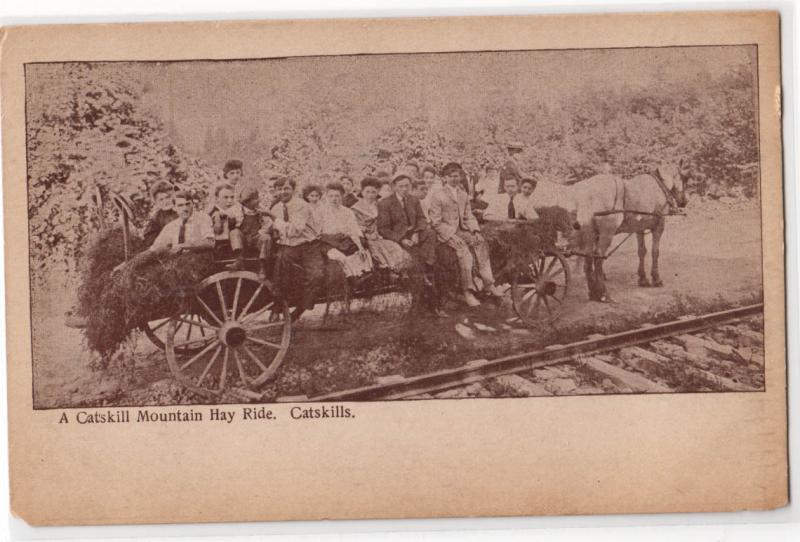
[{"x1": 306, "y1": 303, "x2": 763, "y2": 402}]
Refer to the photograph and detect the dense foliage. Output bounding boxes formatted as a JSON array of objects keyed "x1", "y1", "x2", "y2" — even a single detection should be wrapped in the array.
[
  {"x1": 26, "y1": 63, "x2": 216, "y2": 279},
  {"x1": 27, "y1": 58, "x2": 758, "y2": 284}
]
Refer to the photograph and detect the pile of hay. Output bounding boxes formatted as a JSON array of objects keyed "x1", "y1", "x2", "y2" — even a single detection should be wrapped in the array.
[{"x1": 76, "y1": 227, "x2": 217, "y2": 357}]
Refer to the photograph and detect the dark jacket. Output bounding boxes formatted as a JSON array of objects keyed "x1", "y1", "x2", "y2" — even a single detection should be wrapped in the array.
[{"x1": 377, "y1": 194, "x2": 427, "y2": 244}]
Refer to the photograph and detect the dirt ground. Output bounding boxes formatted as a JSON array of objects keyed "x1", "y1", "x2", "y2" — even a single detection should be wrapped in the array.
[{"x1": 30, "y1": 199, "x2": 764, "y2": 407}]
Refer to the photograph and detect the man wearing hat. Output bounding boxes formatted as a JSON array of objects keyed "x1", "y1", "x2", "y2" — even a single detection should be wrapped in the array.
[
  {"x1": 428, "y1": 162, "x2": 505, "y2": 307},
  {"x1": 378, "y1": 170, "x2": 445, "y2": 316},
  {"x1": 499, "y1": 141, "x2": 524, "y2": 193}
]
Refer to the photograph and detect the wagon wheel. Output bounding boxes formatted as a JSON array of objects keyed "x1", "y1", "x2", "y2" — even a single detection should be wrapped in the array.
[
  {"x1": 142, "y1": 312, "x2": 213, "y2": 355},
  {"x1": 511, "y1": 251, "x2": 570, "y2": 326},
  {"x1": 164, "y1": 271, "x2": 291, "y2": 398}
]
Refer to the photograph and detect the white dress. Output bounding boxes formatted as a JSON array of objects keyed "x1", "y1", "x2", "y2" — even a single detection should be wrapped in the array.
[{"x1": 317, "y1": 203, "x2": 372, "y2": 277}]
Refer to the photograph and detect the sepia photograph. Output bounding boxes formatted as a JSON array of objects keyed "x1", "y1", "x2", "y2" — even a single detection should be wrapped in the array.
[
  {"x1": 3, "y1": 11, "x2": 787, "y2": 526},
  {"x1": 26, "y1": 45, "x2": 765, "y2": 407}
]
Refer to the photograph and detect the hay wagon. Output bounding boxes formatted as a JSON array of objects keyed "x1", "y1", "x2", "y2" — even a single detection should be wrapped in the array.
[{"x1": 107, "y1": 194, "x2": 570, "y2": 399}]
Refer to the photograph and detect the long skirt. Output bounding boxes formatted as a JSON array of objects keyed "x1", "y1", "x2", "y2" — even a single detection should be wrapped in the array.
[
  {"x1": 326, "y1": 248, "x2": 373, "y2": 277},
  {"x1": 367, "y1": 238, "x2": 413, "y2": 272}
]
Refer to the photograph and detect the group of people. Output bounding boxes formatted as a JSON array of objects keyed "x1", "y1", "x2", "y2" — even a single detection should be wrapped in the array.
[{"x1": 143, "y1": 141, "x2": 541, "y2": 320}]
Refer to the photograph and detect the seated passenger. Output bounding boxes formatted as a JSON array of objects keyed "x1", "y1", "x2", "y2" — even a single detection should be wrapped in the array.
[
  {"x1": 378, "y1": 178, "x2": 394, "y2": 200},
  {"x1": 421, "y1": 165, "x2": 441, "y2": 194},
  {"x1": 339, "y1": 176, "x2": 359, "y2": 208},
  {"x1": 351, "y1": 177, "x2": 413, "y2": 273},
  {"x1": 429, "y1": 162, "x2": 504, "y2": 307},
  {"x1": 142, "y1": 180, "x2": 178, "y2": 246},
  {"x1": 519, "y1": 177, "x2": 537, "y2": 203},
  {"x1": 270, "y1": 176, "x2": 324, "y2": 320},
  {"x1": 209, "y1": 183, "x2": 247, "y2": 263},
  {"x1": 377, "y1": 172, "x2": 446, "y2": 316},
  {"x1": 235, "y1": 187, "x2": 273, "y2": 275},
  {"x1": 302, "y1": 184, "x2": 323, "y2": 208},
  {"x1": 412, "y1": 180, "x2": 430, "y2": 223},
  {"x1": 148, "y1": 191, "x2": 214, "y2": 254},
  {"x1": 483, "y1": 177, "x2": 539, "y2": 220},
  {"x1": 317, "y1": 182, "x2": 371, "y2": 278}
]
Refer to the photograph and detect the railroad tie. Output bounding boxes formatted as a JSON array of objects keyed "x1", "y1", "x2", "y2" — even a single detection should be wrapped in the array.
[{"x1": 580, "y1": 356, "x2": 670, "y2": 393}]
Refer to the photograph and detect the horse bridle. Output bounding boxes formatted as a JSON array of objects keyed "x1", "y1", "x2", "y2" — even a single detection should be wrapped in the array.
[{"x1": 652, "y1": 168, "x2": 680, "y2": 209}]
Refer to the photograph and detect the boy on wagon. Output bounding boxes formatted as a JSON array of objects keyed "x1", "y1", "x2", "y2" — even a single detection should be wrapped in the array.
[
  {"x1": 270, "y1": 176, "x2": 325, "y2": 321},
  {"x1": 148, "y1": 191, "x2": 215, "y2": 254},
  {"x1": 142, "y1": 180, "x2": 179, "y2": 246}
]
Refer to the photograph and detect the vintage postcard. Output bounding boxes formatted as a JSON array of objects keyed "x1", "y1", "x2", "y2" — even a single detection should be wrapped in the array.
[{"x1": 1, "y1": 11, "x2": 787, "y2": 525}]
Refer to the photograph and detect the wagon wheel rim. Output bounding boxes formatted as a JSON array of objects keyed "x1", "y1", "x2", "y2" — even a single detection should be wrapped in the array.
[
  {"x1": 165, "y1": 271, "x2": 291, "y2": 398},
  {"x1": 511, "y1": 252, "x2": 570, "y2": 326},
  {"x1": 142, "y1": 311, "x2": 214, "y2": 355}
]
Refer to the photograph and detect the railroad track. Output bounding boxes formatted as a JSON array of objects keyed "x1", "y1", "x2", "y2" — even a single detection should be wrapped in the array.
[{"x1": 289, "y1": 304, "x2": 764, "y2": 402}]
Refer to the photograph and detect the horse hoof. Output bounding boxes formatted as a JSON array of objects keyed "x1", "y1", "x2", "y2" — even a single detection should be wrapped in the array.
[
  {"x1": 638, "y1": 278, "x2": 651, "y2": 287},
  {"x1": 652, "y1": 280, "x2": 664, "y2": 287}
]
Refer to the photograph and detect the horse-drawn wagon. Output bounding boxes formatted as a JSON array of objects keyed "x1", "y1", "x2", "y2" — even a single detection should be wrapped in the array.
[{"x1": 95, "y1": 193, "x2": 573, "y2": 399}]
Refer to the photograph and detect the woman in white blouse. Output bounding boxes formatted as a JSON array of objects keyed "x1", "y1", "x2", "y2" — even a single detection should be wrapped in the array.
[{"x1": 317, "y1": 182, "x2": 372, "y2": 277}]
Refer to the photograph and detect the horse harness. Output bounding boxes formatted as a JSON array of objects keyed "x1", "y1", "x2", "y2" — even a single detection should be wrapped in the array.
[
  {"x1": 592, "y1": 170, "x2": 674, "y2": 219},
  {"x1": 570, "y1": 172, "x2": 676, "y2": 261}
]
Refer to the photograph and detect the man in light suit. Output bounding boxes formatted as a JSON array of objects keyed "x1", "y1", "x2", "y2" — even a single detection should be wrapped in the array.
[{"x1": 428, "y1": 162, "x2": 505, "y2": 307}]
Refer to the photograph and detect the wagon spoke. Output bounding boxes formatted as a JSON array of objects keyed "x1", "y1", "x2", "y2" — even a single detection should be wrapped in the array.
[
  {"x1": 172, "y1": 335, "x2": 215, "y2": 350},
  {"x1": 241, "y1": 344, "x2": 268, "y2": 372},
  {"x1": 243, "y1": 320, "x2": 285, "y2": 332},
  {"x1": 237, "y1": 284, "x2": 264, "y2": 322},
  {"x1": 216, "y1": 281, "x2": 229, "y2": 321},
  {"x1": 185, "y1": 316, "x2": 193, "y2": 342},
  {"x1": 172, "y1": 317, "x2": 217, "y2": 332},
  {"x1": 196, "y1": 296, "x2": 224, "y2": 326},
  {"x1": 528, "y1": 263, "x2": 540, "y2": 279},
  {"x1": 231, "y1": 278, "x2": 242, "y2": 319},
  {"x1": 520, "y1": 288, "x2": 539, "y2": 305},
  {"x1": 196, "y1": 345, "x2": 222, "y2": 386},
  {"x1": 233, "y1": 348, "x2": 249, "y2": 384},
  {"x1": 247, "y1": 336, "x2": 282, "y2": 349},
  {"x1": 218, "y1": 347, "x2": 229, "y2": 391},
  {"x1": 515, "y1": 283, "x2": 537, "y2": 289},
  {"x1": 548, "y1": 294, "x2": 563, "y2": 304},
  {"x1": 179, "y1": 339, "x2": 219, "y2": 371},
  {"x1": 240, "y1": 302, "x2": 275, "y2": 326},
  {"x1": 544, "y1": 256, "x2": 558, "y2": 277},
  {"x1": 537, "y1": 257, "x2": 547, "y2": 276},
  {"x1": 532, "y1": 295, "x2": 542, "y2": 316},
  {"x1": 542, "y1": 295, "x2": 552, "y2": 315},
  {"x1": 150, "y1": 318, "x2": 170, "y2": 332},
  {"x1": 546, "y1": 265, "x2": 565, "y2": 280}
]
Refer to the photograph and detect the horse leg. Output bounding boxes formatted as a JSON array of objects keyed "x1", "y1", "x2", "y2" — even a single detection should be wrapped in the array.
[
  {"x1": 651, "y1": 219, "x2": 664, "y2": 287},
  {"x1": 636, "y1": 232, "x2": 650, "y2": 287},
  {"x1": 583, "y1": 254, "x2": 597, "y2": 300},
  {"x1": 593, "y1": 230, "x2": 615, "y2": 302}
]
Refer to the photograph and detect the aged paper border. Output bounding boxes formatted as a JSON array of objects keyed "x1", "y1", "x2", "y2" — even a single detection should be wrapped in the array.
[{"x1": 1, "y1": 11, "x2": 786, "y2": 526}]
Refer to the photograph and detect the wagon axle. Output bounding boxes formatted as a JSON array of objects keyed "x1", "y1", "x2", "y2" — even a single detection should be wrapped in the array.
[{"x1": 219, "y1": 323, "x2": 247, "y2": 347}]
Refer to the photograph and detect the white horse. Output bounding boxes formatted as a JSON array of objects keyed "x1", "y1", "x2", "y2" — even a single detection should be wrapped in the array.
[{"x1": 561, "y1": 161, "x2": 691, "y2": 301}]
